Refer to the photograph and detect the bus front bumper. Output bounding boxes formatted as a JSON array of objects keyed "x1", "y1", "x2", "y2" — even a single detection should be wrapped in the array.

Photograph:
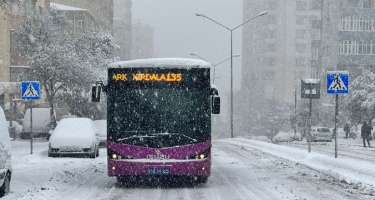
[{"x1": 108, "y1": 159, "x2": 211, "y2": 177}]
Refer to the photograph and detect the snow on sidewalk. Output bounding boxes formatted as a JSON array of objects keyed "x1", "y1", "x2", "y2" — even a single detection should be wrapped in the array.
[{"x1": 223, "y1": 138, "x2": 375, "y2": 187}]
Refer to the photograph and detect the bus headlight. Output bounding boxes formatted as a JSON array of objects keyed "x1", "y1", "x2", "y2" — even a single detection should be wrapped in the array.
[
  {"x1": 189, "y1": 148, "x2": 210, "y2": 160},
  {"x1": 112, "y1": 154, "x2": 118, "y2": 160}
]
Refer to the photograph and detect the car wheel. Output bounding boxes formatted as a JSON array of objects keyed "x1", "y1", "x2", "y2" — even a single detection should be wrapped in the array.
[
  {"x1": 90, "y1": 150, "x2": 96, "y2": 159},
  {"x1": 0, "y1": 172, "x2": 11, "y2": 197}
]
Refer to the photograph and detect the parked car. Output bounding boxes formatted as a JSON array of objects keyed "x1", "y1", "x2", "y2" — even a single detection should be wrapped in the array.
[
  {"x1": 48, "y1": 118, "x2": 99, "y2": 158},
  {"x1": 310, "y1": 126, "x2": 333, "y2": 142},
  {"x1": 0, "y1": 107, "x2": 11, "y2": 197},
  {"x1": 21, "y1": 108, "x2": 54, "y2": 139},
  {"x1": 94, "y1": 120, "x2": 107, "y2": 147}
]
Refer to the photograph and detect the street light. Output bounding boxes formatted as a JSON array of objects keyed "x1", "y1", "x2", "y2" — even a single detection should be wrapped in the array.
[
  {"x1": 189, "y1": 53, "x2": 240, "y2": 84},
  {"x1": 196, "y1": 11, "x2": 267, "y2": 138}
]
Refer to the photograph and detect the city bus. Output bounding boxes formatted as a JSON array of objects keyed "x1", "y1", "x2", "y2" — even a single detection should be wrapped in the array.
[{"x1": 92, "y1": 58, "x2": 220, "y2": 184}]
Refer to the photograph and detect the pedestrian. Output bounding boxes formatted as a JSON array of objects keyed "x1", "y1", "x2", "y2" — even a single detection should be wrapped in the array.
[
  {"x1": 361, "y1": 121, "x2": 371, "y2": 147},
  {"x1": 344, "y1": 123, "x2": 350, "y2": 139},
  {"x1": 369, "y1": 120, "x2": 373, "y2": 141}
]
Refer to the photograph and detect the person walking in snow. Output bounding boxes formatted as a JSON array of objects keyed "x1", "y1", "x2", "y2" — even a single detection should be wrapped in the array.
[
  {"x1": 344, "y1": 123, "x2": 350, "y2": 139},
  {"x1": 361, "y1": 121, "x2": 371, "y2": 147}
]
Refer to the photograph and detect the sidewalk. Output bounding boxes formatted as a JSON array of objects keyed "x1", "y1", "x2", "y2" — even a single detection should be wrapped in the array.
[{"x1": 223, "y1": 138, "x2": 375, "y2": 187}]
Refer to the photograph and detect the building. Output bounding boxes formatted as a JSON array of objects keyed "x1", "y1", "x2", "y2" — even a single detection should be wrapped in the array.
[
  {"x1": 319, "y1": 0, "x2": 375, "y2": 77},
  {"x1": 51, "y1": 0, "x2": 113, "y2": 31},
  {"x1": 131, "y1": 22, "x2": 154, "y2": 59},
  {"x1": 49, "y1": 3, "x2": 99, "y2": 36},
  {"x1": 240, "y1": 0, "x2": 325, "y2": 134},
  {"x1": 0, "y1": 8, "x2": 10, "y2": 83},
  {"x1": 113, "y1": 0, "x2": 132, "y2": 60},
  {"x1": 242, "y1": 0, "x2": 324, "y2": 104},
  {"x1": 52, "y1": 0, "x2": 133, "y2": 60}
]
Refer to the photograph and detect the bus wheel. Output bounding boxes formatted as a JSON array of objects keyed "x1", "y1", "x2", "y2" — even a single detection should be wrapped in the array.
[
  {"x1": 196, "y1": 176, "x2": 208, "y2": 184},
  {"x1": 0, "y1": 172, "x2": 10, "y2": 197}
]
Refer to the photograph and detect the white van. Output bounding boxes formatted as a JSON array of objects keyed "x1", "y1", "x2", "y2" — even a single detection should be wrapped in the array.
[
  {"x1": 310, "y1": 126, "x2": 333, "y2": 142},
  {"x1": 0, "y1": 106, "x2": 11, "y2": 197},
  {"x1": 21, "y1": 108, "x2": 52, "y2": 139}
]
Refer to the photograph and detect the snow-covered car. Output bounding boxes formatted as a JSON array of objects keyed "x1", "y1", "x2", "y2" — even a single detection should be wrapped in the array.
[
  {"x1": 48, "y1": 118, "x2": 99, "y2": 158},
  {"x1": 310, "y1": 126, "x2": 332, "y2": 142},
  {"x1": 273, "y1": 131, "x2": 302, "y2": 143},
  {"x1": 21, "y1": 108, "x2": 53, "y2": 139},
  {"x1": 0, "y1": 107, "x2": 11, "y2": 197},
  {"x1": 94, "y1": 120, "x2": 107, "y2": 147}
]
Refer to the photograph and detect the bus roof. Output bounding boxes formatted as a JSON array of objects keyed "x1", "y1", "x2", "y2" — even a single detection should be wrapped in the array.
[{"x1": 109, "y1": 58, "x2": 212, "y2": 69}]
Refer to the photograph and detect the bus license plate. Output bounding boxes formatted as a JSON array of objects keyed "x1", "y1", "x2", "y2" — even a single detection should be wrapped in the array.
[{"x1": 147, "y1": 168, "x2": 170, "y2": 175}]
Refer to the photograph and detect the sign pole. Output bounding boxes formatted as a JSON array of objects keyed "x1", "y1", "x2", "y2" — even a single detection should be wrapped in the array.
[
  {"x1": 327, "y1": 71, "x2": 349, "y2": 159},
  {"x1": 21, "y1": 81, "x2": 41, "y2": 155},
  {"x1": 30, "y1": 102, "x2": 33, "y2": 155},
  {"x1": 334, "y1": 94, "x2": 338, "y2": 158},
  {"x1": 308, "y1": 98, "x2": 312, "y2": 153}
]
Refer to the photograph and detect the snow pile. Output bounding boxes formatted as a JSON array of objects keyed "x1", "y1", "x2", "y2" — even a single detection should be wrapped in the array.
[
  {"x1": 273, "y1": 131, "x2": 302, "y2": 143},
  {"x1": 49, "y1": 118, "x2": 97, "y2": 148},
  {"x1": 225, "y1": 138, "x2": 375, "y2": 186}
]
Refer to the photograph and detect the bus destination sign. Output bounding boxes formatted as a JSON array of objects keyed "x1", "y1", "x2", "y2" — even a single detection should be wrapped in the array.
[{"x1": 112, "y1": 73, "x2": 183, "y2": 82}]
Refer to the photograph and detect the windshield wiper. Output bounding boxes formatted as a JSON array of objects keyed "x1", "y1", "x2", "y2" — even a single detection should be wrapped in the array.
[
  {"x1": 117, "y1": 134, "x2": 157, "y2": 142},
  {"x1": 150, "y1": 132, "x2": 198, "y2": 142},
  {"x1": 117, "y1": 132, "x2": 198, "y2": 143}
]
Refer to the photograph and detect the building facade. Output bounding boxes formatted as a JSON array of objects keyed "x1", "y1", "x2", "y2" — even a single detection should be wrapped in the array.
[
  {"x1": 242, "y1": 0, "x2": 324, "y2": 104},
  {"x1": 51, "y1": 0, "x2": 113, "y2": 31},
  {"x1": 113, "y1": 0, "x2": 132, "y2": 60},
  {"x1": 327, "y1": 0, "x2": 375, "y2": 76}
]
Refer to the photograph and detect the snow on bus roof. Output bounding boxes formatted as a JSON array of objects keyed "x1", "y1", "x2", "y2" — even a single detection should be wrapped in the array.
[{"x1": 109, "y1": 58, "x2": 212, "y2": 69}]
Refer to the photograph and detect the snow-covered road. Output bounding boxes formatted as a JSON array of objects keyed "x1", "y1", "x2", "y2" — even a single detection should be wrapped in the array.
[{"x1": 3, "y1": 139, "x2": 374, "y2": 200}]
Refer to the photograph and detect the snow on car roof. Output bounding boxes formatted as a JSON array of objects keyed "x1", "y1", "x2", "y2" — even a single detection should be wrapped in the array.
[
  {"x1": 54, "y1": 118, "x2": 95, "y2": 136},
  {"x1": 303, "y1": 78, "x2": 320, "y2": 84},
  {"x1": 109, "y1": 58, "x2": 212, "y2": 69}
]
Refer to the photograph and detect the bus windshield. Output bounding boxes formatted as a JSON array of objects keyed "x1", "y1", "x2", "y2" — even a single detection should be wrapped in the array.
[{"x1": 108, "y1": 86, "x2": 210, "y2": 147}]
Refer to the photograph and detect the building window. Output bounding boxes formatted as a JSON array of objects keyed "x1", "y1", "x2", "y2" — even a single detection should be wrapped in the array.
[
  {"x1": 341, "y1": 16, "x2": 375, "y2": 32},
  {"x1": 296, "y1": 43, "x2": 307, "y2": 53},
  {"x1": 296, "y1": 30, "x2": 307, "y2": 39},
  {"x1": 362, "y1": 0, "x2": 374, "y2": 8},
  {"x1": 296, "y1": 16, "x2": 306, "y2": 25},
  {"x1": 339, "y1": 40, "x2": 375, "y2": 55},
  {"x1": 296, "y1": 0, "x2": 307, "y2": 10},
  {"x1": 311, "y1": 20, "x2": 321, "y2": 29},
  {"x1": 310, "y1": 0, "x2": 322, "y2": 10}
]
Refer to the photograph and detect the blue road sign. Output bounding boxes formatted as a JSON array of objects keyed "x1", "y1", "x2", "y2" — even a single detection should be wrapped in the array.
[
  {"x1": 327, "y1": 71, "x2": 349, "y2": 94},
  {"x1": 21, "y1": 81, "x2": 41, "y2": 100}
]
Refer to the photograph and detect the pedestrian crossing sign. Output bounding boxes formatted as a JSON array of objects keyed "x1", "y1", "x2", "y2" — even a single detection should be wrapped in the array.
[
  {"x1": 21, "y1": 81, "x2": 41, "y2": 100},
  {"x1": 327, "y1": 71, "x2": 349, "y2": 94}
]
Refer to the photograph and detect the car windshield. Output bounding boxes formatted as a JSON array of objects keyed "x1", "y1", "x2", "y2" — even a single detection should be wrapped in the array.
[{"x1": 317, "y1": 128, "x2": 330, "y2": 132}]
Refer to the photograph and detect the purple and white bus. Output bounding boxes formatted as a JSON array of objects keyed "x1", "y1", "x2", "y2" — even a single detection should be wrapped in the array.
[{"x1": 92, "y1": 58, "x2": 220, "y2": 183}]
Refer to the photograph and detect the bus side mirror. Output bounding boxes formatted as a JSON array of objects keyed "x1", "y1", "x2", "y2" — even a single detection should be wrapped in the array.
[
  {"x1": 212, "y1": 96, "x2": 220, "y2": 114},
  {"x1": 92, "y1": 84, "x2": 102, "y2": 102}
]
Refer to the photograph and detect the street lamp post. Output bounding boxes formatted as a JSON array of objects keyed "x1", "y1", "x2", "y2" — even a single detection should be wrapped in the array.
[{"x1": 196, "y1": 11, "x2": 267, "y2": 138}]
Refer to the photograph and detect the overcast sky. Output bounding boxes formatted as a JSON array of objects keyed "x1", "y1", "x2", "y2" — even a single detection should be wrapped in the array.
[{"x1": 132, "y1": 0, "x2": 243, "y2": 90}]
